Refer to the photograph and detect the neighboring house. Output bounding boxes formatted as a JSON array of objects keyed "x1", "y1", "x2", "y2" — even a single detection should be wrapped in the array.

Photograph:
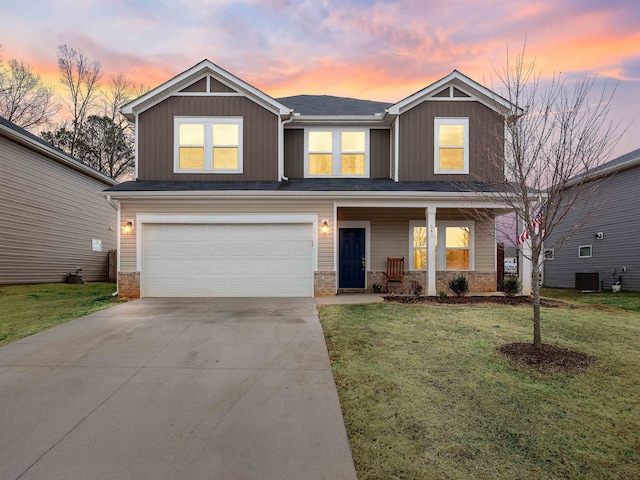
[
  {"x1": 544, "y1": 148, "x2": 640, "y2": 292},
  {"x1": 0, "y1": 116, "x2": 117, "y2": 284},
  {"x1": 107, "y1": 59, "x2": 526, "y2": 298}
]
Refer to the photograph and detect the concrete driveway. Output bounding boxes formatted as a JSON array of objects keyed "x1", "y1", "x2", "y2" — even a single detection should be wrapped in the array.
[{"x1": 0, "y1": 298, "x2": 357, "y2": 480}]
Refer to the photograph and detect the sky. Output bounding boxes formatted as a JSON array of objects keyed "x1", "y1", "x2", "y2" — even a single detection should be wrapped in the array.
[{"x1": 1, "y1": 0, "x2": 639, "y2": 158}]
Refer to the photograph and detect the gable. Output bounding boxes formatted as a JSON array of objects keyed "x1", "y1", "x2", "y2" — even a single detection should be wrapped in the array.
[{"x1": 121, "y1": 59, "x2": 292, "y2": 121}]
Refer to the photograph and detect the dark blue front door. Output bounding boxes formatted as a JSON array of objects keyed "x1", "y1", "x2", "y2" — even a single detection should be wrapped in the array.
[{"x1": 339, "y1": 228, "x2": 366, "y2": 288}]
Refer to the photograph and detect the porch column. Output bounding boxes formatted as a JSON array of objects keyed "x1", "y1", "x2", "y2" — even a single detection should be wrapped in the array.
[
  {"x1": 520, "y1": 232, "x2": 533, "y2": 296},
  {"x1": 426, "y1": 207, "x2": 437, "y2": 296}
]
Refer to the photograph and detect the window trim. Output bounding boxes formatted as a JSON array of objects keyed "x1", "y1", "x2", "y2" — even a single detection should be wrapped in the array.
[
  {"x1": 304, "y1": 127, "x2": 370, "y2": 178},
  {"x1": 408, "y1": 220, "x2": 475, "y2": 271},
  {"x1": 174, "y1": 116, "x2": 243, "y2": 174},
  {"x1": 434, "y1": 117, "x2": 469, "y2": 175},
  {"x1": 544, "y1": 248, "x2": 555, "y2": 261},
  {"x1": 578, "y1": 245, "x2": 592, "y2": 259}
]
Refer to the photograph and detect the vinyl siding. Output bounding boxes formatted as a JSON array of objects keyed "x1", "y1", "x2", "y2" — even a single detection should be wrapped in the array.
[
  {"x1": 544, "y1": 167, "x2": 640, "y2": 291},
  {"x1": 398, "y1": 100, "x2": 504, "y2": 182},
  {"x1": 138, "y1": 96, "x2": 278, "y2": 181},
  {"x1": 390, "y1": 120, "x2": 396, "y2": 180},
  {"x1": 0, "y1": 136, "x2": 116, "y2": 284},
  {"x1": 283, "y1": 128, "x2": 390, "y2": 179},
  {"x1": 179, "y1": 78, "x2": 206, "y2": 93},
  {"x1": 337, "y1": 207, "x2": 495, "y2": 271},
  {"x1": 119, "y1": 200, "x2": 335, "y2": 272}
]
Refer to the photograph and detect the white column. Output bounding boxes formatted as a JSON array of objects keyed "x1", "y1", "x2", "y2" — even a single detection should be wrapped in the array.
[
  {"x1": 520, "y1": 234, "x2": 532, "y2": 296},
  {"x1": 426, "y1": 207, "x2": 437, "y2": 296}
]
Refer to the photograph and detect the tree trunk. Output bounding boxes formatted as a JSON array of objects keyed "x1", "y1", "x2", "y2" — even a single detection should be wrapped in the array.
[{"x1": 532, "y1": 259, "x2": 542, "y2": 348}]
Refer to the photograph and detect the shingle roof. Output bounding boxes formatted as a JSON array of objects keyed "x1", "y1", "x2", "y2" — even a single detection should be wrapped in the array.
[
  {"x1": 106, "y1": 178, "x2": 501, "y2": 193},
  {"x1": 591, "y1": 147, "x2": 640, "y2": 174},
  {"x1": 276, "y1": 95, "x2": 392, "y2": 116}
]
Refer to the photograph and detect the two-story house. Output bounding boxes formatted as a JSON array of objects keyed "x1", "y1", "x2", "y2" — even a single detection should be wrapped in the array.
[{"x1": 106, "y1": 60, "x2": 525, "y2": 298}]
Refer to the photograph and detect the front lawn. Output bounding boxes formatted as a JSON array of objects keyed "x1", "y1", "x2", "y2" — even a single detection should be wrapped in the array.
[
  {"x1": 320, "y1": 302, "x2": 640, "y2": 480},
  {"x1": 0, "y1": 282, "x2": 124, "y2": 347},
  {"x1": 541, "y1": 287, "x2": 640, "y2": 312}
]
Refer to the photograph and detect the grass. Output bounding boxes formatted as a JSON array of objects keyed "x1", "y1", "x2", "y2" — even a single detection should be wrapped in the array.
[
  {"x1": 0, "y1": 282, "x2": 124, "y2": 347},
  {"x1": 320, "y1": 300, "x2": 640, "y2": 479},
  {"x1": 541, "y1": 287, "x2": 640, "y2": 312}
]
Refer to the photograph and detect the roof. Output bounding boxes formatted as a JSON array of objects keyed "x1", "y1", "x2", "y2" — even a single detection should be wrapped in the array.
[
  {"x1": 277, "y1": 95, "x2": 392, "y2": 116},
  {"x1": 106, "y1": 178, "x2": 502, "y2": 194},
  {"x1": 590, "y1": 147, "x2": 640, "y2": 175},
  {"x1": 0, "y1": 116, "x2": 117, "y2": 186}
]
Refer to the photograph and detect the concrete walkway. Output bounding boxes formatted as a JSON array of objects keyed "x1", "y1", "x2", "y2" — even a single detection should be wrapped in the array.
[{"x1": 0, "y1": 298, "x2": 357, "y2": 480}]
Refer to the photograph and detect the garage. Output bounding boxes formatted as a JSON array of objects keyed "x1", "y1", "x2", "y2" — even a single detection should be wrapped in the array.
[{"x1": 141, "y1": 222, "x2": 314, "y2": 297}]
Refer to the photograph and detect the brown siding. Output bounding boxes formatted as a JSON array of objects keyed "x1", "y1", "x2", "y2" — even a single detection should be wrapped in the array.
[
  {"x1": 119, "y1": 200, "x2": 335, "y2": 272},
  {"x1": 138, "y1": 96, "x2": 278, "y2": 181},
  {"x1": 398, "y1": 100, "x2": 504, "y2": 182},
  {"x1": 0, "y1": 136, "x2": 117, "y2": 284},
  {"x1": 210, "y1": 77, "x2": 236, "y2": 93},
  {"x1": 370, "y1": 129, "x2": 390, "y2": 178},
  {"x1": 284, "y1": 129, "x2": 304, "y2": 178},
  {"x1": 179, "y1": 78, "x2": 206, "y2": 92}
]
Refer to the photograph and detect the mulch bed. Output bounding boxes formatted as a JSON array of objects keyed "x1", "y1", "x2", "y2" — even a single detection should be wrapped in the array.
[
  {"x1": 498, "y1": 343, "x2": 593, "y2": 373},
  {"x1": 384, "y1": 295, "x2": 572, "y2": 308}
]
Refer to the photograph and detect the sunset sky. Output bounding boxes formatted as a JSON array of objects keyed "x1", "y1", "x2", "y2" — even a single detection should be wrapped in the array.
[{"x1": 1, "y1": 0, "x2": 639, "y2": 158}]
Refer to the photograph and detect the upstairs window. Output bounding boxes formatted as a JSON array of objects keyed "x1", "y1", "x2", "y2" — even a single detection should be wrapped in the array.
[
  {"x1": 174, "y1": 117, "x2": 243, "y2": 173},
  {"x1": 434, "y1": 118, "x2": 469, "y2": 174},
  {"x1": 305, "y1": 128, "x2": 369, "y2": 177}
]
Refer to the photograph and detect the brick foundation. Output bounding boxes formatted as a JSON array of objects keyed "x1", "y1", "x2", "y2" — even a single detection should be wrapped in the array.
[
  {"x1": 366, "y1": 270, "x2": 497, "y2": 294},
  {"x1": 314, "y1": 271, "x2": 337, "y2": 297},
  {"x1": 118, "y1": 271, "x2": 140, "y2": 298}
]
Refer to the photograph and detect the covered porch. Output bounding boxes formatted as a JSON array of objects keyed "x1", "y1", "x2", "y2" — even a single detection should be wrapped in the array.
[{"x1": 332, "y1": 201, "x2": 532, "y2": 296}]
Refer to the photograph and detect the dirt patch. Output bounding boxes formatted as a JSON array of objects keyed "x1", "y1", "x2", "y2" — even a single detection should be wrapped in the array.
[
  {"x1": 384, "y1": 295, "x2": 571, "y2": 308},
  {"x1": 498, "y1": 343, "x2": 593, "y2": 373}
]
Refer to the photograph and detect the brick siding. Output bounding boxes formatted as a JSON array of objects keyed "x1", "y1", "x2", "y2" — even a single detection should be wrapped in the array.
[
  {"x1": 366, "y1": 270, "x2": 496, "y2": 294},
  {"x1": 118, "y1": 271, "x2": 140, "y2": 298},
  {"x1": 314, "y1": 271, "x2": 336, "y2": 297}
]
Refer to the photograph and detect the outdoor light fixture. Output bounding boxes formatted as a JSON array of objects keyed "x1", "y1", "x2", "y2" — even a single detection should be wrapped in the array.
[
  {"x1": 320, "y1": 219, "x2": 330, "y2": 234},
  {"x1": 122, "y1": 220, "x2": 134, "y2": 234}
]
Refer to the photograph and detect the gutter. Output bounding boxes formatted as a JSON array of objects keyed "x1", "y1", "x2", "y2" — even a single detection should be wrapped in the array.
[
  {"x1": 279, "y1": 111, "x2": 295, "y2": 181},
  {"x1": 106, "y1": 195, "x2": 120, "y2": 297}
]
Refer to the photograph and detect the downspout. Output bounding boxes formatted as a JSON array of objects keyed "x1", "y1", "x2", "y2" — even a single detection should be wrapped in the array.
[
  {"x1": 106, "y1": 194, "x2": 120, "y2": 297},
  {"x1": 279, "y1": 111, "x2": 295, "y2": 181}
]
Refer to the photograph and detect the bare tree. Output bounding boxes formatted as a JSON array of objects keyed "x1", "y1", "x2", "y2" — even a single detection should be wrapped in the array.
[
  {"x1": 478, "y1": 47, "x2": 622, "y2": 348},
  {"x1": 0, "y1": 57, "x2": 58, "y2": 129},
  {"x1": 56, "y1": 44, "x2": 102, "y2": 156}
]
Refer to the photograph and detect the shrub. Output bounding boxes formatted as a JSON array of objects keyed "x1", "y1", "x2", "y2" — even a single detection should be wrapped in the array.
[
  {"x1": 501, "y1": 276, "x2": 522, "y2": 297},
  {"x1": 448, "y1": 275, "x2": 469, "y2": 296},
  {"x1": 438, "y1": 290, "x2": 448, "y2": 299},
  {"x1": 410, "y1": 281, "x2": 423, "y2": 297}
]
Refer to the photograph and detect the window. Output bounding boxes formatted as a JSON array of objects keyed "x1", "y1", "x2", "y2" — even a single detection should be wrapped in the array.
[
  {"x1": 434, "y1": 118, "x2": 469, "y2": 174},
  {"x1": 578, "y1": 245, "x2": 592, "y2": 258},
  {"x1": 409, "y1": 221, "x2": 473, "y2": 270},
  {"x1": 544, "y1": 249, "x2": 554, "y2": 260},
  {"x1": 174, "y1": 117, "x2": 243, "y2": 173},
  {"x1": 305, "y1": 128, "x2": 369, "y2": 177}
]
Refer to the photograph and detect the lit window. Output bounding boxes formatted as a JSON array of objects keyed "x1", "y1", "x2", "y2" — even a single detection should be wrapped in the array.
[
  {"x1": 578, "y1": 245, "x2": 592, "y2": 258},
  {"x1": 409, "y1": 221, "x2": 473, "y2": 271},
  {"x1": 306, "y1": 129, "x2": 369, "y2": 177},
  {"x1": 445, "y1": 226, "x2": 470, "y2": 270},
  {"x1": 174, "y1": 117, "x2": 242, "y2": 173},
  {"x1": 434, "y1": 118, "x2": 469, "y2": 174}
]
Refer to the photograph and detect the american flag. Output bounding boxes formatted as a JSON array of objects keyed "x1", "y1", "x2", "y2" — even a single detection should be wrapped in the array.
[{"x1": 516, "y1": 203, "x2": 546, "y2": 245}]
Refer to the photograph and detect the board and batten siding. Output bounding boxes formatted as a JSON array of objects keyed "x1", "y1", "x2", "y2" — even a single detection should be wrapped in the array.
[
  {"x1": 544, "y1": 167, "x2": 640, "y2": 291},
  {"x1": 398, "y1": 100, "x2": 504, "y2": 182},
  {"x1": 138, "y1": 96, "x2": 279, "y2": 181},
  {"x1": 283, "y1": 128, "x2": 391, "y2": 179},
  {"x1": 0, "y1": 136, "x2": 116, "y2": 284},
  {"x1": 338, "y1": 207, "x2": 495, "y2": 272},
  {"x1": 119, "y1": 200, "x2": 335, "y2": 272}
]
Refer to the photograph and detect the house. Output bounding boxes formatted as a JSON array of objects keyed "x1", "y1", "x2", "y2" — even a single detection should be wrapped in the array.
[
  {"x1": 107, "y1": 59, "x2": 527, "y2": 298},
  {"x1": 544, "y1": 148, "x2": 640, "y2": 292},
  {"x1": 0, "y1": 116, "x2": 117, "y2": 284}
]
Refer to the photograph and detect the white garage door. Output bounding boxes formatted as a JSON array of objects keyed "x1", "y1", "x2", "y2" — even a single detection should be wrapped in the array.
[{"x1": 142, "y1": 223, "x2": 313, "y2": 297}]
